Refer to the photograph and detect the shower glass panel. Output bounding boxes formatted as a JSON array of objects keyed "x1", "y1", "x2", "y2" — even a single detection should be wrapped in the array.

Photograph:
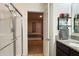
[
  {"x1": 0, "y1": 3, "x2": 23, "y2": 56},
  {"x1": 0, "y1": 4, "x2": 14, "y2": 56}
]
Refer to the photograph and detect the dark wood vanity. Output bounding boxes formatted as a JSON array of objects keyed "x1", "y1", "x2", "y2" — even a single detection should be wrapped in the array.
[{"x1": 56, "y1": 41, "x2": 79, "y2": 56}]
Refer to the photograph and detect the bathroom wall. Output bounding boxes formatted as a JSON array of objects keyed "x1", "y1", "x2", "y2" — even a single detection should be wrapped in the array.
[
  {"x1": 43, "y1": 4, "x2": 49, "y2": 56},
  {"x1": 15, "y1": 16, "x2": 22, "y2": 55},
  {"x1": 49, "y1": 3, "x2": 71, "y2": 56},
  {"x1": 13, "y1": 3, "x2": 48, "y2": 56}
]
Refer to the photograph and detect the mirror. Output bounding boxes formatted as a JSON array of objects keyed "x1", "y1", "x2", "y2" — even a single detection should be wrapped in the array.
[
  {"x1": 71, "y1": 4, "x2": 79, "y2": 34},
  {"x1": 73, "y1": 14, "x2": 79, "y2": 33}
]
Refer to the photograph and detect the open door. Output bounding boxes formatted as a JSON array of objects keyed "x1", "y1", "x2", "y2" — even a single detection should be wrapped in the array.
[{"x1": 28, "y1": 12, "x2": 43, "y2": 56}]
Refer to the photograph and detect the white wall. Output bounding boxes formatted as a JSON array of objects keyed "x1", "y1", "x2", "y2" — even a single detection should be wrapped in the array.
[
  {"x1": 15, "y1": 16, "x2": 22, "y2": 55},
  {"x1": 13, "y1": 3, "x2": 48, "y2": 56},
  {"x1": 43, "y1": 4, "x2": 49, "y2": 56},
  {"x1": 49, "y1": 3, "x2": 71, "y2": 56}
]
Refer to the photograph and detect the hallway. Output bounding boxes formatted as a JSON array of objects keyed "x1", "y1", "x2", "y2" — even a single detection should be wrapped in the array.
[
  {"x1": 28, "y1": 12, "x2": 43, "y2": 56},
  {"x1": 28, "y1": 40, "x2": 43, "y2": 56}
]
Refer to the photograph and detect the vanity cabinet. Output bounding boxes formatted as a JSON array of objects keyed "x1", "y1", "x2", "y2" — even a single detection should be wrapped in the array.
[
  {"x1": 70, "y1": 49, "x2": 79, "y2": 56},
  {"x1": 56, "y1": 41, "x2": 70, "y2": 56},
  {"x1": 56, "y1": 41, "x2": 79, "y2": 56}
]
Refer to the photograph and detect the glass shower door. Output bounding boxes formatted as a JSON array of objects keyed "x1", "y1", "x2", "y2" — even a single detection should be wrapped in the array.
[{"x1": 0, "y1": 5, "x2": 14, "y2": 56}]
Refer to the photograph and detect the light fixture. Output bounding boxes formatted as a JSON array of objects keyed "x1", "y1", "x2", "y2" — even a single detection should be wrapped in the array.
[{"x1": 40, "y1": 15, "x2": 43, "y2": 18}]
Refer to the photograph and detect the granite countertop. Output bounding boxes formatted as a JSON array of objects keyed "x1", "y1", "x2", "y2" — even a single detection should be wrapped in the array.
[{"x1": 56, "y1": 39, "x2": 79, "y2": 52}]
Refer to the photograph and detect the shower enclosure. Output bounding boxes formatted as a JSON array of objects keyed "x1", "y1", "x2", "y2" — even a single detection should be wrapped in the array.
[{"x1": 0, "y1": 3, "x2": 23, "y2": 56}]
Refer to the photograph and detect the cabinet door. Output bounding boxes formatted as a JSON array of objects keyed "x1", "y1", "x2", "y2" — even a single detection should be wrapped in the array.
[
  {"x1": 70, "y1": 49, "x2": 79, "y2": 56},
  {"x1": 56, "y1": 41, "x2": 70, "y2": 55},
  {"x1": 56, "y1": 47, "x2": 67, "y2": 56},
  {"x1": 56, "y1": 41, "x2": 69, "y2": 56}
]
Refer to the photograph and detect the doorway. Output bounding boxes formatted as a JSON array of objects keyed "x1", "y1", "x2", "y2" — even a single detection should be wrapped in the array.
[{"x1": 28, "y1": 12, "x2": 43, "y2": 56}]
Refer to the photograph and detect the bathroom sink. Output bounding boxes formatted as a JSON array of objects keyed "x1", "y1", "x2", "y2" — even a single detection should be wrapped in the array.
[{"x1": 69, "y1": 42, "x2": 79, "y2": 47}]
